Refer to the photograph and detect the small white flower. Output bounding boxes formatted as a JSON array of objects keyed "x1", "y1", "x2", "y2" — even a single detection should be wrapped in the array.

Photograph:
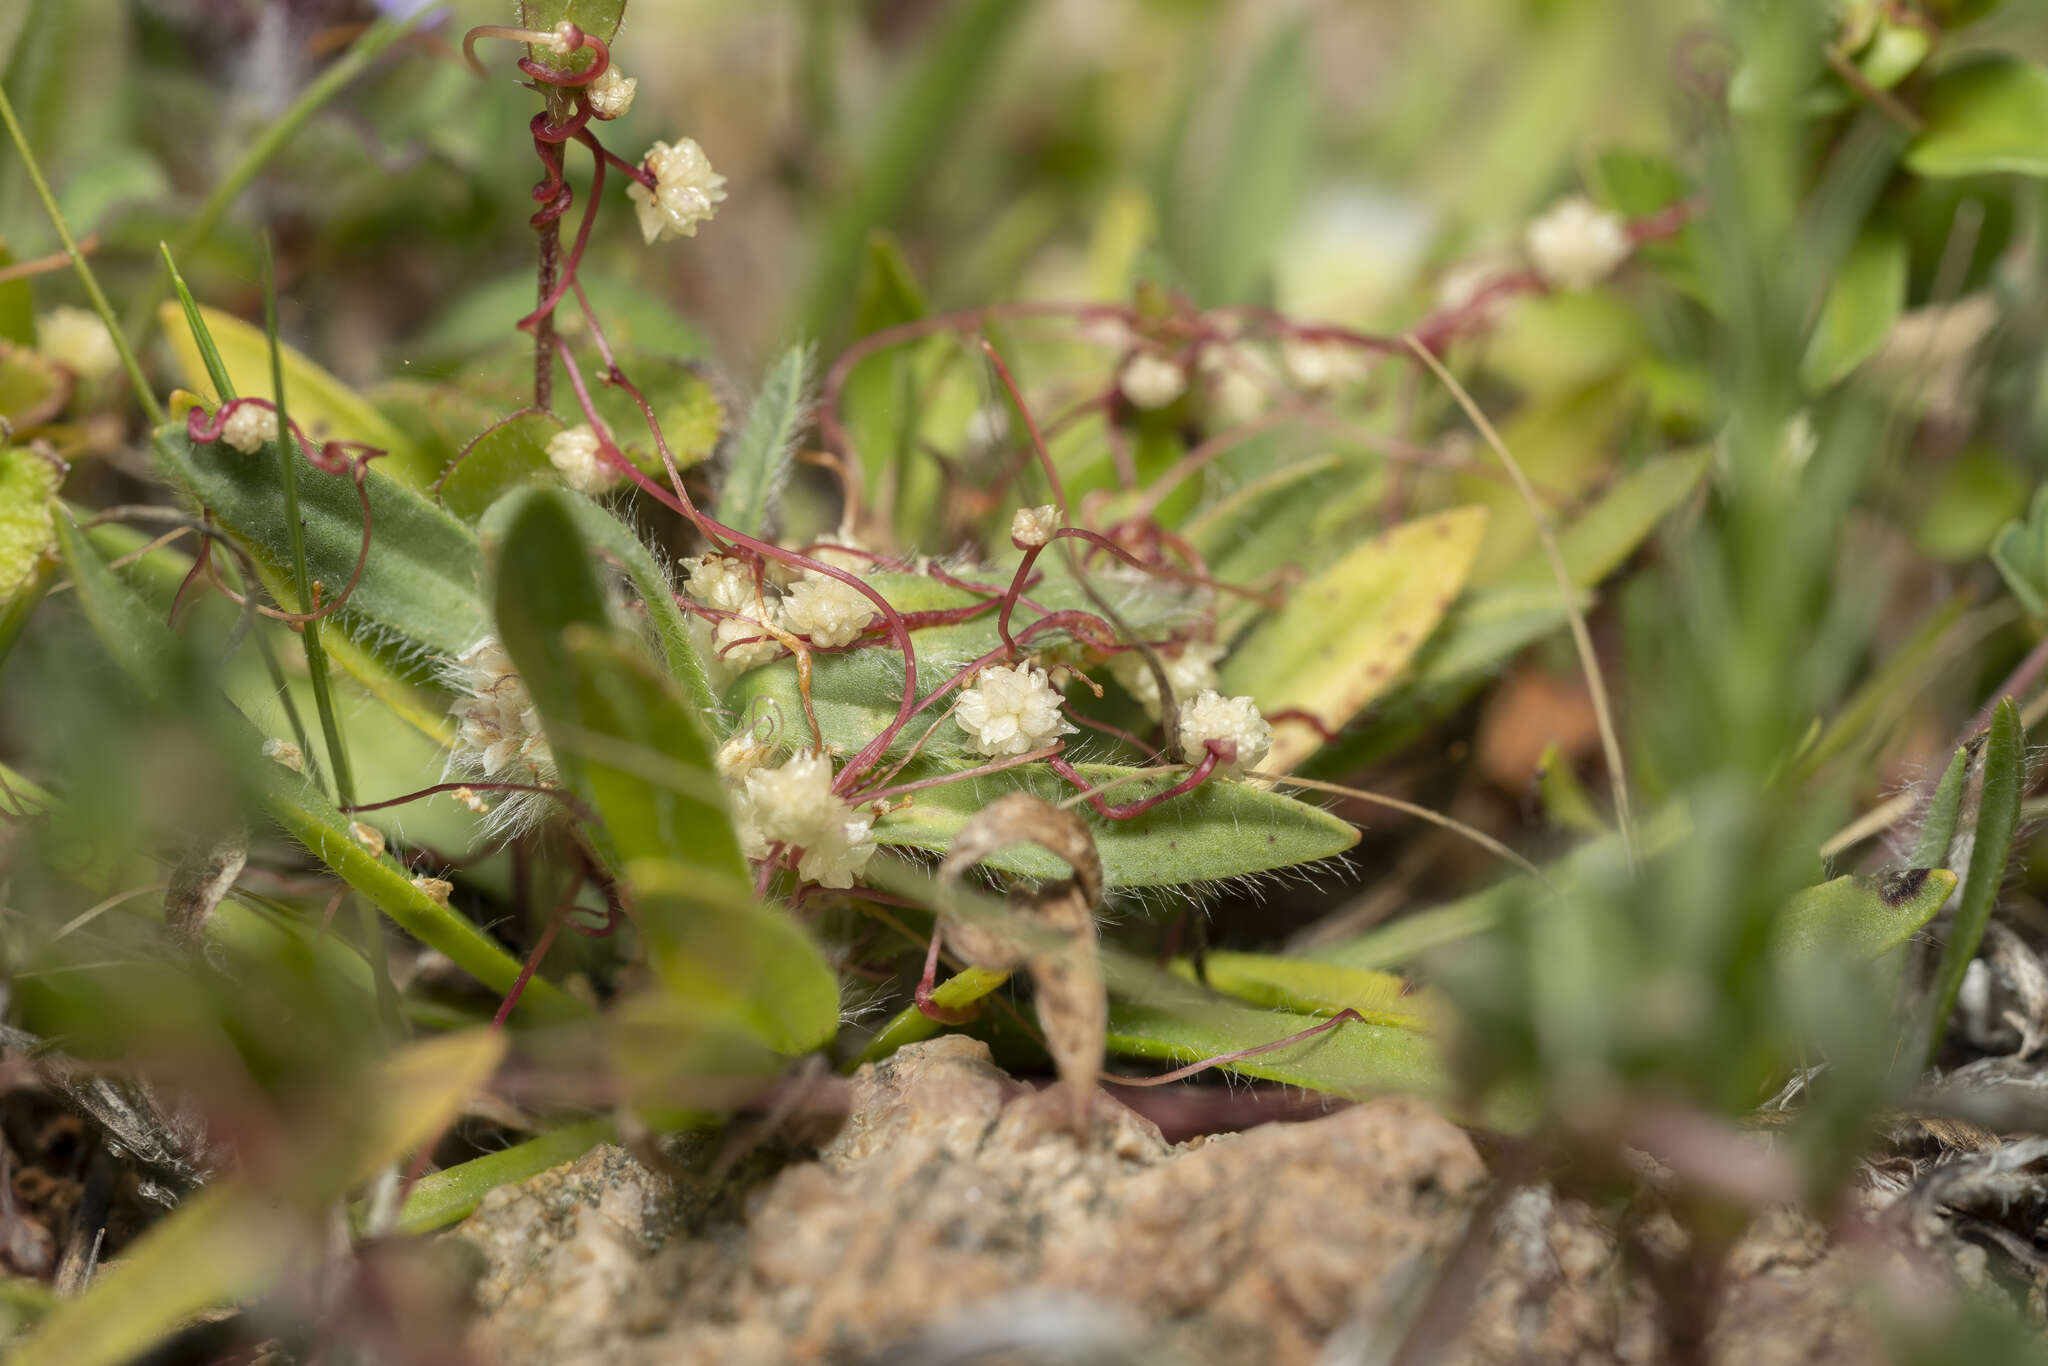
[
  {"x1": 546, "y1": 423, "x2": 620, "y2": 495},
  {"x1": 1279, "y1": 338, "x2": 1369, "y2": 391},
  {"x1": 782, "y1": 573, "x2": 879, "y2": 648},
  {"x1": 585, "y1": 66, "x2": 637, "y2": 119},
  {"x1": 735, "y1": 750, "x2": 876, "y2": 889},
  {"x1": 715, "y1": 731, "x2": 776, "y2": 782},
  {"x1": 37, "y1": 306, "x2": 119, "y2": 382},
  {"x1": 447, "y1": 638, "x2": 551, "y2": 779},
  {"x1": 684, "y1": 553, "x2": 765, "y2": 615},
  {"x1": 221, "y1": 402, "x2": 280, "y2": 454},
  {"x1": 261, "y1": 737, "x2": 303, "y2": 773},
  {"x1": 1175, "y1": 689, "x2": 1272, "y2": 773},
  {"x1": 712, "y1": 614, "x2": 783, "y2": 672},
  {"x1": 627, "y1": 138, "x2": 728, "y2": 244},
  {"x1": 1109, "y1": 641, "x2": 1225, "y2": 719},
  {"x1": 1198, "y1": 344, "x2": 1276, "y2": 425},
  {"x1": 1010, "y1": 504, "x2": 1058, "y2": 548},
  {"x1": 1524, "y1": 196, "x2": 1631, "y2": 291},
  {"x1": 955, "y1": 663, "x2": 1076, "y2": 758},
  {"x1": 1118, "y1": 351, "x2": 1186, "y2": 410}
]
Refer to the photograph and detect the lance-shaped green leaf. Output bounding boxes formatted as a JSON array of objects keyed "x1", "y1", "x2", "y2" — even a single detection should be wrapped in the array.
[
  {"x1": 491, "y1": 492, "x2": 835, "y2": 1048},
  {"x1": 1801, "y1": 225, "x2": 1907, "y2": 391},
  {"x1": 1775, "y1": 869, "x2": 1958, "y2": 963},
  {"x1": 717, "y1": 343, "x2": 813, "y2": 539},
  {"x1": 1906, "y1": 56, "x2": 2048, "y2": 180},
  {"x1": 152, "y1": 420, "x2": 486, "y2": 657},
  {"x1": 1223, "y1": 506, "x2": 1487, "y2": 772},
  {"x1": 51, "y1": 514, "x2": 576, "y2": 1018},
  {"x1": 1991, "y1": 484, "x2": 2048, "y2": 617},
  {"x1": 388, "y1": 1117, "x2": 614, "y2": 1236},
  {"x1": 0, "y1": 443, "x2": 59, "y2": 602},
  {"x1": 1106, "y1": 997, "x2": 1442, "y2": 1099},
  {"x1": 479, "y1": 487, "x2": 715, "y2": 721},
  {"x1": 872, "y1": 760, "x2": 1357, "y2": 888},
  {"x1": 1169, "y1": 951, "x2": 1434, "y2": 1028},
  {"x1": 1910, "y1": 742, "x2": 1973, "y2": 868},
  {"x1": 157, "y1": 302, "x2": 433, "y2": 487},
  {"x1": 11, "y1": 1030, "x2": 506, "y2": 1366},
  {"x1": 857, "y1": 965, "x2": 1011, "y2": 1066},
  {"x1": 438, "y1": 409, "x2": 562, "y2": 521},
  {"x1": 1928, "y1": 698, "x2": 2026, "y2": 1061}
]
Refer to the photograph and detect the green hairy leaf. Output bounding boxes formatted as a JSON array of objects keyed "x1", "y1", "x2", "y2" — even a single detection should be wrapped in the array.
[
  {"x1": 0, "y1": 444, "x2": 59, "y2": 602},
  {"x1": 1774, "y1": 869, "x2": 1957, "y2": 963},
  {"x1": 718, "y1": 343, "x2": 814, "y2": 539},
  {"x1": 1106, "y1": 997, "x2": 1443, "y2": 1099},
  {"x1": 1927, "y1": 698, "x2": 2026, "y2": 1060}
]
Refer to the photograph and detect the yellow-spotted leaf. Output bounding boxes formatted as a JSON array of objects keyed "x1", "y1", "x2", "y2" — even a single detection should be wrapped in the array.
[{"x1": 1222, "y1": 505, "x2": 1486, "y2": 772}]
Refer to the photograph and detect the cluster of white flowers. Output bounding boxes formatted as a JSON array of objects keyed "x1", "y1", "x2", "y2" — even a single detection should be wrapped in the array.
[
  {"x1": 781, "y1": 572, "x2": 880, "y2": 648},
  {"x1": 447, "y1": 638, "x2": 551, "y2": 779},
  {"x1": 1197, "y1": 344, "x2": 1275, "y2": 425},
  {"x1": 585, "y1": 66, "x2": 637, "y2": 119},
  {"x1": 955, "y1": 663, "x2": 1076, "y2": 758},
  {"x1": 1175, "y1": 689, "x2": 1271, "y2": 774},
  {"x1": 628, "y1": 138, "x2": 727, "y2": 244},
  {"x1": 733, "y1": 750, "x2": 876, "y2": 888},
  {"x1": 546, "y1": 423, "x2": 621, "y2": 495},
  {"x1": 1524, "y1": 196, "x2": 1631, "y2": 291},
  {"x1": 1109, "y1": 640, "x2": 1225, "y2": 718},
  {"x1": 1010, "y1": 504, "x2": 1058, "y2": 548},
  {"x1": 37, "y1": 306, "x2": 119, "y2": 382},
  {"x1": 221, "y1": 402, "x2": 280, "y2": 454},
  {"x1": 681, "y1": 553, "x2": 783, "y2": 677},
  {"x1": 1118, "y1": 351, "x2": 1186, "y2": 410}
]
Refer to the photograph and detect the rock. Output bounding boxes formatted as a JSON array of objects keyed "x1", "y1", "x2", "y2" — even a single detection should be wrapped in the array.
[{"x1": 455, "y1": 1038, "x2": 1916, "y2": 1365}]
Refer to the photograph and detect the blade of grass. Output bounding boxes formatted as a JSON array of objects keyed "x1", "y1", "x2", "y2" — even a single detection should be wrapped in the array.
[
  {"x1": 1907, "y1": 741, "x2": 1972, "y2": 869},
  {"x1": 160, "y1": 243, "x2": 235, "y2": 400},
  {"x1": 1926, "y1": 698, "x2": 2024, "y2": 1064},
  {"x1": 262, "y1": 237, "x2": 399, "y2": 1037},
  {"x1": 1406, "y1": 335, "x2": 1637, "y2": 868},
  {"x1": 385, "y1": 1116, "x2": 614, "y2": 1235},
  {"x1": 120, "y1": 9, "x2": 433, "y2": 342},
  {"x1": 0, "y1": 84, "x2": 162, "y2": 426}
]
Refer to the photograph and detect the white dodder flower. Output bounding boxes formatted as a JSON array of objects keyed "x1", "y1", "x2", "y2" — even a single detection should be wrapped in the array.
[
  {"x1": 1524, "y1": 196, "x2": 1631, "y2": 290},
  {"x1": 956, "y1": 663, "x2": 1076, "y2": 758},
  {"x1": 448, "y1": 638, "x2": 550, "y2": 778},
  {"x1": 546, "y1": 423, "x2": 620, "y2": 495},
  {"x1": 1119, "y1": 352, "x2": 1186, "y2": 410},
  {"x1": 735, "y1": 751, "x2": 876, "y2": 888},
  {"x1": 37, "y1": 306, "x2": 119, "y2": 382},
  {"x1": 1011, "y1": 504, "x2": 1058, "y2": 548},
  {"x1": 782, "y1": 573, "x2": 879, "y2": 648},
  {"x1": 684, "y1": 553, "x2": 764, "y2": 615},
  {"x1": 1279, "y1": 338, "x2": 1369, "y2": 391},
  {"x1": 1176, "y1": 689, "x2": 1271, "y2": 773},
  {"x1": 628, "y1": 138, "x2": 727, "y2": 244},
  {"x1": 221, "y1": 402, "x2": 280, "y2": 454},
  {"x1": 1109, "y1": 640, "x2": 1225, "y2": 718},
  {"x1": 585, "y1": 66, "x2": 637, "y2": 119}
]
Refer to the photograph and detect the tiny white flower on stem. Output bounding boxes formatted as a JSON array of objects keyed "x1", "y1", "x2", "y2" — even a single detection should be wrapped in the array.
[
  {"x1": 585, "y1": 66, "x2": 637, "y2": 119},
  {"x1": 261, "y1": 737, "x2": 304, "y2": 773},
  {"x1": 448, "y1": 638, "x2": 551, "y2": 779},
  {"x1": 1011, "y1": 504, "x2": 1058, "y2": 548},
  {"x1": 715, "y1": 731, "x2": 775, "y2": 782},
  {"x1": 628, "y1": 138, "x2": 728, "y2": 244},
  {"x1": 956, "y1": 663, "x2": 1076, "y2": 758},
  {"x1": 782, "y1": 572, "x2": 879, "y2": 648},
  {"x1": 1109, "y1": 641, "x2": 1225, "y2": 719},
  {"x1": 37, "y1": 306, "x2": 119, "y2": 382},
  {"x1": 546, "y1": 423, "x2": 620, "y2": 495},
  {"x1": 1524, "y1": 196, "x2": 1631, "y2": 291},
  {"x1": 1175, "y1": 689, "x2": 1272, "y2": 774},
  {"x1": 1118, "y1": 351, "x2": 1186, "y2": 410},
  {"x1": 1279, "y1": 337, "x2": 1369, "y2": 391},
  {"x1": 684, "y1": 553, "x2": 766, "y2": 615},
  {"x1": 736, "y1": 750, "x2": 876, "y2": 889},
  {"x1": 222, "y1": 402, "x2": 281, "y2": 454},
  {"x1": 712, "y1": 615, "x2": 783, "y2": 672}
]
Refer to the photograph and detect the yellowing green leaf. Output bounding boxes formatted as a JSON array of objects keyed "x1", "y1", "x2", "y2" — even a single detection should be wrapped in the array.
[
  {"x1": 0, "y1": 444, "x2": 59, "y2": 601},
  {"x1": 157, "y1": 301, "x2": 433, "y2": 487},
  {"x1": 1223, "y1": 506, "x2": 1486, "y2": 772},
  {"x1": 1171, "y1": 950, "x2": 1435, "y2": 1029}
]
